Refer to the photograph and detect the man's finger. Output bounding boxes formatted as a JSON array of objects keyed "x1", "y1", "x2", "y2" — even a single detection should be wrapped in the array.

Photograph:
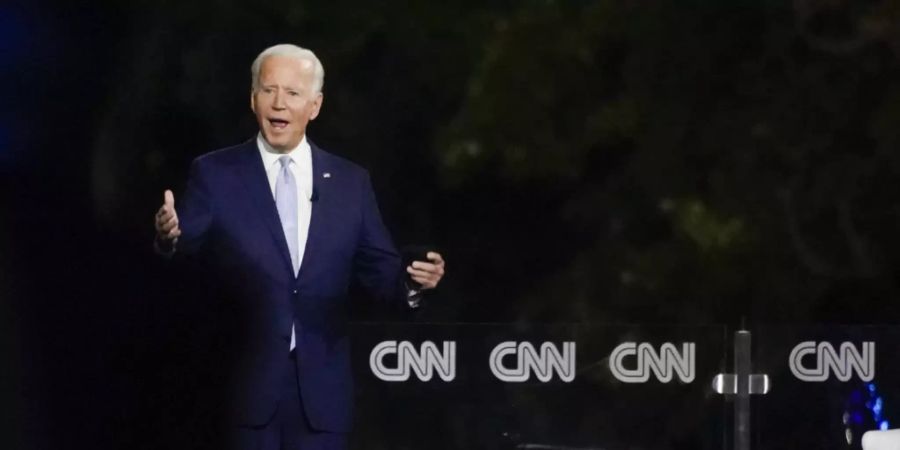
[
  {"x1": 411, "y1": 261, "x2": 444, "y2": 275},
  {"x1": 157, "y1": 209, "x2": 174, "y2": 223},
  {"x1": 406, "y1": 266, "x2": 427, "y2": 277},
  {"x1": 159, "y1": 215, "x2": 179, "y2": 232},
  {"x1": 407, "y1": 266, "x2": 438, "y2": 279},
  {"x1": 163, "y1": 222, "x2": 181, "y2": 237},
  {"x1": 155, "y1": 215, "x2": 170, "y2": 232},
  {"x1": 426, "y1": 251, "x2": 445, "y2": 266},
  {"x1": 157, "y1": 213, "x2": 176, "y2": 230},
  {"x1": 411, "y1": 261, "x2": 435, "y2": 270},
  {"x1": 163, "y1": 215, "x2": 179, "y2": 228},
  {"x1": 410, "y1": 275, "x2": 436, "y2": 289},
  {"x1": 164, "y1": 189, "x2": 175, "y2": 208}
]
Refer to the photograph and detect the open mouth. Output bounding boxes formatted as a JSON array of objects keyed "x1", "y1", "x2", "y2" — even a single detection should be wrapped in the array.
[{"x1": 268, "y1": 118, "x2": 290, "y2": 129}]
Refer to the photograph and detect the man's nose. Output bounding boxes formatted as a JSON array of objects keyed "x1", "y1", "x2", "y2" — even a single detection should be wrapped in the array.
[{"x1": 272, "y1": 91, "x2": 286, "y2": 109}]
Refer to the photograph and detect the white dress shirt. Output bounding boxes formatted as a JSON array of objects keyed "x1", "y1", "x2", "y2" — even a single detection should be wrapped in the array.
[
  {"x1": 256, "y1": 133, "x2": 313, "y2": 271},
  {"x1": 257, "y1": 133, "x2": 313, "y2": 351}
]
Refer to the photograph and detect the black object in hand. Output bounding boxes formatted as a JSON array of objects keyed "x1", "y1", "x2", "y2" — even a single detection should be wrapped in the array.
[{"x1": 401, "y1": 245, "x2": 433, "y2": 288}]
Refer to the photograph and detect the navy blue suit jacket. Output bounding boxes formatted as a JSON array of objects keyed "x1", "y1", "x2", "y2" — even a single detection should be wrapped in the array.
[{"x1": 173, "y1": 138, "x2": 408, "y2": 432}]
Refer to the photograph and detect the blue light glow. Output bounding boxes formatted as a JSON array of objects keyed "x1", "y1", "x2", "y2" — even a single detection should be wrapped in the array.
[
  {"x1": 0, "y1": 9, "x2": 27, "y2": 64},
  {"x1": 845, "y1": 382, "x2": 893, "y2": 435},
  {"x1": 0, "y1": 7, "x2": 28, "y2": 170}
]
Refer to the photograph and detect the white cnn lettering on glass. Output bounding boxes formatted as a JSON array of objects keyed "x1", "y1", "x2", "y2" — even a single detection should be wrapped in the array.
[
  {"x1": 609, "y1": 342, "x2": 695, "y2": 383},
  {"x1": 489, "y1": 342, "x2": 576, "y2": 382},
  {"x1": 789, "y1": 341, "x2": 875, "y2": 382},
  {"x1": 369, "y1": 341, "x2": 456, "y2": 382}
]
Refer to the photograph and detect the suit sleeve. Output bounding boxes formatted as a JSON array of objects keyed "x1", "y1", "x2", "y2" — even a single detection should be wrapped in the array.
[
  {"x1": 352, "y1": 172, "x2": 409, "y2": 310},
  {"x1": 169, "y1": 158, "x2": 214, "y2": 256}
]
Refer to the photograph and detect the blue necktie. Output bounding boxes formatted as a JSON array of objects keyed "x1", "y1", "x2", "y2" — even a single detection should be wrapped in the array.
[{"x1": 275, "y1": 155, "x2": 299, "y2": 350}]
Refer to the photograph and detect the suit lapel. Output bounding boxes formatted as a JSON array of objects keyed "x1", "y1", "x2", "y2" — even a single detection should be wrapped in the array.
[
  {"x1": 236, "y1": 141, "x2": 295, "y2": 276},
  {"x1": 297, "y1": 141, "x2": 330, "y2": 282}
]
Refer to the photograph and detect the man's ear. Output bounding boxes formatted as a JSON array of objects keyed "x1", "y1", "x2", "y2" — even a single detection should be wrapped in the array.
[
  {"x1": 309, "y1": 92, "x2": 323, "y2": 121},
  {"x1": 250, "y1": 89, "x2": 257, "y2": 113}
]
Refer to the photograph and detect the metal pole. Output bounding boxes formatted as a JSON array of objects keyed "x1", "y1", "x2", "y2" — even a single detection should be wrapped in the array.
[{"x1": 734, "y1": 330, "x2": 751, "y2": 450}]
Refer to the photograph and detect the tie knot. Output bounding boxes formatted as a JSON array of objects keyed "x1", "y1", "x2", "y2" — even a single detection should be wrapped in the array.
[{"x1": 278, "y1": 155, "x2": 292, "y2": 168}]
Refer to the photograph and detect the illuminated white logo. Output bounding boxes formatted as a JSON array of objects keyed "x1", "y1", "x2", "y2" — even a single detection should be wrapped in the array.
[
  {"x1": 489, "y1": 341, "x2": 576, "y2": 382},
  {"x1": 369, "y1": 340, "x2": 456, "y2": 382},
  {"x1": 609, "y1": 342, "x2": 695, "y2": 383},
  {"x1": 789, "y1": 341, "x2": 875, "y2": 382}
]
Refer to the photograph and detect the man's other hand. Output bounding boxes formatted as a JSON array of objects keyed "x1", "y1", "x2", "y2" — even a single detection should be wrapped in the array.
[
  {"x1": 406, "y1": 252, "x2": 445, "y2": 290},
  {"x1": 155, "y1": 189, "x2": 181, "y2": 247}
]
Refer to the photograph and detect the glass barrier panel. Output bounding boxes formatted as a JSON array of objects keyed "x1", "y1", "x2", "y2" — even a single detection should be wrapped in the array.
[
  {"x1": 753, "y1": 326, "x2": 900, "y2": 450},
  {"x1": 350, "y1": 323, "x2": 728, "y2": 450}
]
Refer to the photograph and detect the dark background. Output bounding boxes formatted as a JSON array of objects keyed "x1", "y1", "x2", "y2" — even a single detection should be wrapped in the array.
[{"x1": 3, "y1": 0, "x2": 900, "y2": 448}]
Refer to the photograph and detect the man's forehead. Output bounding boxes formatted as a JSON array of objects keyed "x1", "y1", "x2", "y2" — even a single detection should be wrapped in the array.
[
  {"x1": 261, "y1": 55, "x2": 316, "y2": 73},
  {"x1": 260, "y1": 58, "x2": 315, "y2": 87}
]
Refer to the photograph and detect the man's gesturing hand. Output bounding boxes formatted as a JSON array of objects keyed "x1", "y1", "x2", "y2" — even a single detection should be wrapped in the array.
[
  {"x1": 406, "y1": 252, "x2": 446, "y2": 290},
  {"x1": 155, "y1": 189, "x2": 181, "y2": 245}
]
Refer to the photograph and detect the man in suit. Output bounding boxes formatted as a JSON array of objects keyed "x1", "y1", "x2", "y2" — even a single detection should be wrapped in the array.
[{"x1": 153, "y1": 44, "x2": 445, "y2": 450}]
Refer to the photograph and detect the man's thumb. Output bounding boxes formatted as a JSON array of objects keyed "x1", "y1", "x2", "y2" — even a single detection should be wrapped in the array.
[{"x1": 164, "y1": 189, "x2": 175, "y2": 208}]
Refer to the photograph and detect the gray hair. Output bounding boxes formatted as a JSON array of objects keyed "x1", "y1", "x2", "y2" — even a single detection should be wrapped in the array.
[{"x1": 251, "y1": 44, "x2": 325, "y2": 94}]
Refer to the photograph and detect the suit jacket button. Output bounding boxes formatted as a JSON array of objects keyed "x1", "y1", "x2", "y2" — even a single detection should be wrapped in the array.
[{"x1": 292, "y1": 289, "x2": 298, "y2": 295}]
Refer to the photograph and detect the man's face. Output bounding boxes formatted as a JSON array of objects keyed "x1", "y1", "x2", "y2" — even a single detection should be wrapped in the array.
[{"x1": 251, "y1": 55, "x2": 323, "y2": 152}]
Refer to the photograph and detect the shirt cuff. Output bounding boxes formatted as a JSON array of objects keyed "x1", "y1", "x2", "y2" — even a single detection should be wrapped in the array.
[{"x1": 406, "y1": 284, "x2": 423, "y2": 308}]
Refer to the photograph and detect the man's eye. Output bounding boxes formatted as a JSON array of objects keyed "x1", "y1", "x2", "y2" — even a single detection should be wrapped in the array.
[{"x1": 289, "y1": 91, "x2": 299, "y2": 96}]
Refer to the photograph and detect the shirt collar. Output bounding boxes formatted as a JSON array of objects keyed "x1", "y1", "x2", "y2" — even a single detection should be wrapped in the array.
[
  {"x1": 256, "y1": 133, "x2": 311, "y2": 169},
  {"x1": 256, "y1": 133, "x2": 314, "y2": 200}
]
